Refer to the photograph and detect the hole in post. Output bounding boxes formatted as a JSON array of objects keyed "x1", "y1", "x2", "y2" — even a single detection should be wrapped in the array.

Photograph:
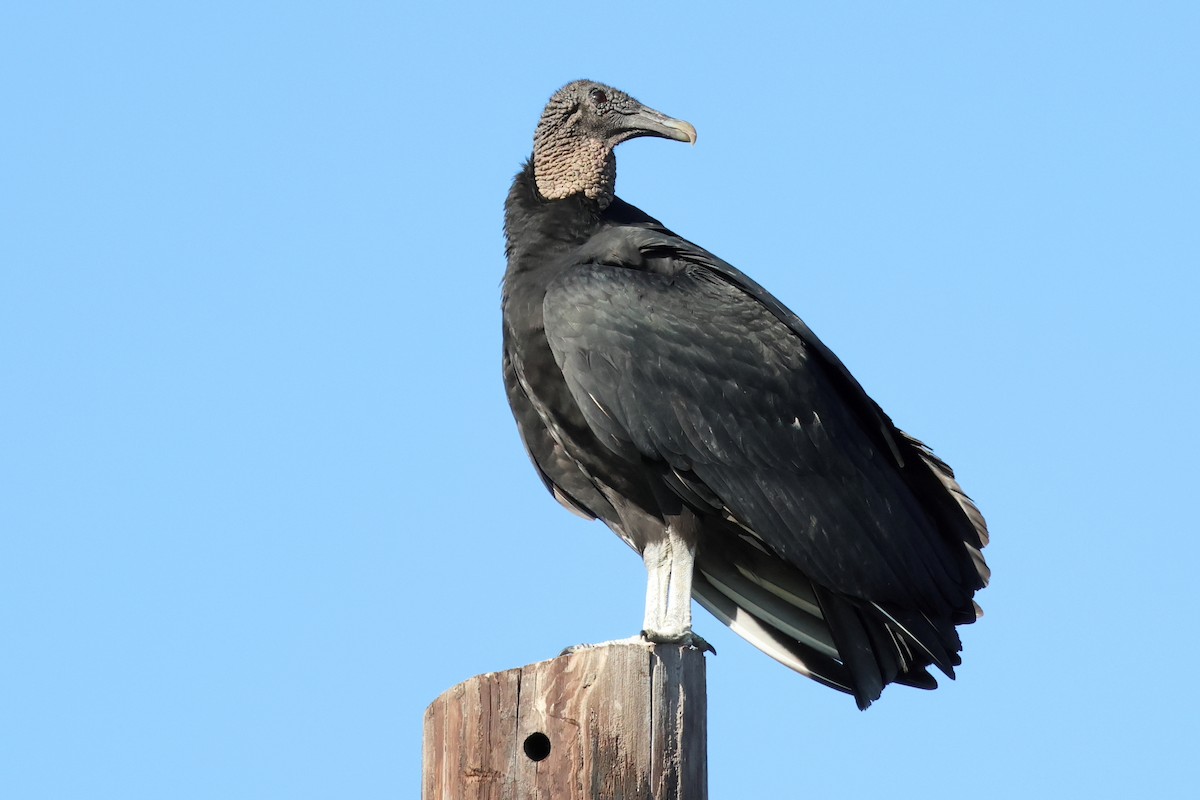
[{"x1": 523, "y1": 732, "x2": 551, "y2": 762}]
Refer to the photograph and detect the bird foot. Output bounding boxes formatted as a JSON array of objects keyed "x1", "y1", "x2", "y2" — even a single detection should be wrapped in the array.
[
  {"x1": 640, "y1": 628, "x2": 717, "y2": 655},
  {"x1": 560, "y1": 636, "x2": 649, "y2": 657},
  {"x1": 560, "y1": 632, "x2": 715, "y2": 656}
]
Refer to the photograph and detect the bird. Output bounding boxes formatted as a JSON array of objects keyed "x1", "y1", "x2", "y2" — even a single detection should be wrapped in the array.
[{"x1": 501, "y1": 80, "x2": 989, "y2": 709}]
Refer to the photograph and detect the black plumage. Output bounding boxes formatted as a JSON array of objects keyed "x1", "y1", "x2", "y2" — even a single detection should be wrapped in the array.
[{"x1": 502, "y1": 80, "x2": 989, "y2": 708}]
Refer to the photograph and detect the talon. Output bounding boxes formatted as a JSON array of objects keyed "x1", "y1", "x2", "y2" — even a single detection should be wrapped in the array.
[
  {"x1": 562, "y1": 636, "x2": 651, "y2": 656},
  {"x1": 640, "y1": 629, "x2": 716, "y2": 654}
]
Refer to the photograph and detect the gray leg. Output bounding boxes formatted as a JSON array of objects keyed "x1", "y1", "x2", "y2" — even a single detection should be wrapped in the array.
[
  {"x1": 564, "y1": 513, "x2": 713, "y2": 656},
  {"x1": 642, "y1": 523, "x2": 706, "y2": 648},
  {"x1": 642, "y1": 537, "x2": 669, "y2": 634}
]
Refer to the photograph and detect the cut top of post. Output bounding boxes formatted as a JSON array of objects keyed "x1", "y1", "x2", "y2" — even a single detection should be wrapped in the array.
[{"x1": 422, "y1": 643, "x2": 708, "y2": 799}]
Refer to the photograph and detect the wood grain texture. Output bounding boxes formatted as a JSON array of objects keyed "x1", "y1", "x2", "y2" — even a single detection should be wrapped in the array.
[{"x1": 423, "y1": 643, "x2": 707, "y2": 799}]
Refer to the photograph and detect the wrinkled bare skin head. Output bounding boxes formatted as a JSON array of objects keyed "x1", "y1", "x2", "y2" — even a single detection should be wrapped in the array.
[{"x1": 533, "y1": 80, "x2": 696, "y2": 207}]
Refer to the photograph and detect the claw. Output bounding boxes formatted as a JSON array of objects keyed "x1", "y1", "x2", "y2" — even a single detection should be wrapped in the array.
[
  {"x1": 640, "y1": 629, "x2": 717, "y2": 655},
  {"x1": 560, "y1": 632, "x2": 715, "y2": 657},
  {"x1": 560, "y1": 635, "x2": 650, "y2": 656}
]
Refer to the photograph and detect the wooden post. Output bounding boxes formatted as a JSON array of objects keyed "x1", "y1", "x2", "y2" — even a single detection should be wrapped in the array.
[{"x1": 422, "y1": 642, "x2": 707, "y2": 799}]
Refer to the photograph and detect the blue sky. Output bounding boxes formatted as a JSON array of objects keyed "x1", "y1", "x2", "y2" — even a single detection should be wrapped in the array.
[{"x1": 3, "y1": 2, "x2": 1198, "y2": 797}]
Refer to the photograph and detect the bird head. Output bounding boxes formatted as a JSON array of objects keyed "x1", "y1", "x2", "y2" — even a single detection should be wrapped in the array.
[{"x1": 532, "y1": 80, "x2": 696, "y2": 207}]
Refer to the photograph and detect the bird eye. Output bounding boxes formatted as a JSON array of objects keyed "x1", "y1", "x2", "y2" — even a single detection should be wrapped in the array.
[{"x1": 590, "y1": 88, "x2": 609, "y2": 105}]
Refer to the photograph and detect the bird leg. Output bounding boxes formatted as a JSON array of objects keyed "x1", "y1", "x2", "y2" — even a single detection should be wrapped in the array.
[
  {"x1": 641, "y1": 522, "x2": 713, "y2": 652},
  {"x1": 561, "y1": 516, "x2": 713, "y2": 657}
]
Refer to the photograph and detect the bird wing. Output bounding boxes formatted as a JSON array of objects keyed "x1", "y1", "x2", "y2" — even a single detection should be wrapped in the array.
[
  {"x1": 605, "y1": 201, "x2": 988, "y2": 563},
  {"x1": 502, "y1": 344, "x2": 601, "y2": 521},
  {"x1": 543, "y1": 225, "x2": 983, "y2": 617}
]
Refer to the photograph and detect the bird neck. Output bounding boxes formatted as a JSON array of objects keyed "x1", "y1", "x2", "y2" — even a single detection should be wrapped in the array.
[
  {"x1": 504, "y1": 161, "x2": 606, "y2": 279},
  {"x1": 533, "y1": 133, "x2": 617, "y2": 209}
]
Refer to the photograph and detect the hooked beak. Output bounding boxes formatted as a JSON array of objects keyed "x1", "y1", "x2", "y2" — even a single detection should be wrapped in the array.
[{"x1": 616, "y1": 105, "x2": 698, "y2": 146}]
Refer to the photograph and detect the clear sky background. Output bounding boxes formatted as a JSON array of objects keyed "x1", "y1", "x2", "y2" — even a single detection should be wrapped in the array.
[{"x1": 4, "y1": 2, "x2": 1198, "y2": 798}]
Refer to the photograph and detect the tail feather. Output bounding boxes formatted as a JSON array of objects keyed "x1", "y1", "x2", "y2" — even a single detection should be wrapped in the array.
[
  {"x1": 814, "y1": 587, "x2": 885, "y2": 709},
  {"x1": 691, "y1": 494, "x2": 981, "y2": 708},
  {"x1": 698, "y1": 557, "x2": 836, "y2": 657},
  {"x1": 870, "y1": 602, "x2": 961, "y2": 677},
  {"x1": 695, "y1": 529, "x2": 968, "y2": 708},
  {"x1": 893, "y1": 666, "x2": 939, "y2": 690},
  {"x1": 692, "y1": 572, "x2": 854, "y2": 695}
]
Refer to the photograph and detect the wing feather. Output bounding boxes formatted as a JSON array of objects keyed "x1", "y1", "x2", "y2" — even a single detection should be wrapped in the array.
[
  {"x1": 544, "y1": 252, "x2": 979, "y2": 618},
  {"x1": 538, "y1": 220, "x2": 989, "y2": 699}
]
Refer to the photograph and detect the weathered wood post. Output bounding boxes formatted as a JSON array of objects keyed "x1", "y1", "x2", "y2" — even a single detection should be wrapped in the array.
[{"x1": 422, "y1": 642, "x2": 707, "y2": 799}]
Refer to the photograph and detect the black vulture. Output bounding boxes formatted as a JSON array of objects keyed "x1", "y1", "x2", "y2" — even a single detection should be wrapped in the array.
[{"x1": 501, "y1": 80, "x2": 989, "y2": 709}]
